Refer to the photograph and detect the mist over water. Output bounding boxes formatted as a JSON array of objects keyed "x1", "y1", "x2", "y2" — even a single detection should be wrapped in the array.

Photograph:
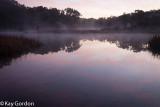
[
  {"x1": 0, "y1": 32, "x2": 158, "y2": 68},
  {"x1": 0, "y1": 32, "x2": 160, "y2": 107},
  {"x1": 1, "y1": 0, "x2": 160, "y2": 107}
]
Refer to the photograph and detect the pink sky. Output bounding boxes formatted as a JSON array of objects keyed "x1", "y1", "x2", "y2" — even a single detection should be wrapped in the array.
[{"x1": 16, "y1": 0, "x2": 160, "y2": 18}]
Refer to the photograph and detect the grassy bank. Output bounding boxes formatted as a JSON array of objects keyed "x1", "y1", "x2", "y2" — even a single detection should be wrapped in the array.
[{"x1": 0, "y1": 35, "x2": 41, "y2": 56}]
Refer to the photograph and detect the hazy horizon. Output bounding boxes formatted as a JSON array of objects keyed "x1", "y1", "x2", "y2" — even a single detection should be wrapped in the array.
[{"x1": 16, "y1": 0, "x2": 160, "y2": 18}]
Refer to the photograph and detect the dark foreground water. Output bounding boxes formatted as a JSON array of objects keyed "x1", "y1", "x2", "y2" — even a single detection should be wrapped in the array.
[{"x1": 0, "y1": 33, "x2": 160, "y2": 107}]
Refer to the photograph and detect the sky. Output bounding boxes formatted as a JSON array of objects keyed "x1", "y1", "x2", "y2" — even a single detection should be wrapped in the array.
[{"x1": 16, "y1": 0, "x2": 160, "y2": 18}]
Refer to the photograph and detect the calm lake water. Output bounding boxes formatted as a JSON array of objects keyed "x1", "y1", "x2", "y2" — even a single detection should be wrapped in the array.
[{"x1": 0, "y1": 33, "x2": 160, "y2": 107}]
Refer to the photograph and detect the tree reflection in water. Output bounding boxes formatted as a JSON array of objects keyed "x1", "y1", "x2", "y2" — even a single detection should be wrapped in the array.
[{"x1": 0, "y1": 33, "x2": 159, "y2": 69}]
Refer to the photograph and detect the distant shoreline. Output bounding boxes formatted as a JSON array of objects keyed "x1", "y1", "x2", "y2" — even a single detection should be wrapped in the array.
[
  {"x1": 1, "y1": 28, "x2": 160, "y2": 35},
  {"x1": 36, "y1": 28, "x2": 160, "y2": 34}
]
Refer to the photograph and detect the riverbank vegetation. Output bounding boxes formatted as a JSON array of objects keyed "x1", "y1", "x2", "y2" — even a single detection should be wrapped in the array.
[
  {"x1": 148, "y1": 35, "x2": 160, "y2": 56},
  {"x1": 0, "y1": 35, "x2": 41, "y2": 56}
]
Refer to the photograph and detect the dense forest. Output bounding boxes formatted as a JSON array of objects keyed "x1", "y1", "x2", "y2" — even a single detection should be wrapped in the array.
[
  {"x1": 0, "y1": 0, "x2": 160, "y2": 31},
  {"x1": 0, "y1": 0, "x2": 82, "y2": 30},
  {"x1": 104, "y1": 10, "x2": 160, "y2": 30}
]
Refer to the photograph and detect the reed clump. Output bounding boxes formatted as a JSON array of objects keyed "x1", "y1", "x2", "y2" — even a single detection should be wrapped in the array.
[
  {"x1": 148, "y1": 35, "x2": 160, "y2": 56},
  {"x1": 0, "y1": 35, "x2": 42, "y2": 56}
]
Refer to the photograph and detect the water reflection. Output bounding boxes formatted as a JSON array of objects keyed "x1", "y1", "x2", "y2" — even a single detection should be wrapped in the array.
[
  {"x1": 36, "y1": 37, "x2": 81, "y2": 54},
  {"x1": 0, "y1": 33, "x2": 159, "y2": 69},
  {"x1": 0, "y1": 33, "x2": 160, "y2": 107}
]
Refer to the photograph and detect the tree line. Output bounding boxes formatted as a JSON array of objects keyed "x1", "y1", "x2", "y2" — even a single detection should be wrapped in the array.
[
  {"x1": 0, "y1": 0, "x2": 81, "y2": 30},
  {"x1": 103, "y1": 10, "x2": 160, "y2": 30},
  {"x1": 0, "y1": 0, "x2": 160, "y2": 30}
]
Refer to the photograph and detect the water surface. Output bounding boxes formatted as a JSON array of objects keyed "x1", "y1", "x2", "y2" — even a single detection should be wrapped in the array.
[{"x1": 0, "y1": 33, "x2": 160, "y2": 107}]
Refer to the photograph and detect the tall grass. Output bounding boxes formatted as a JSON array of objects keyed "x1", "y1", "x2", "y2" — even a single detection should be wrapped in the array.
[
  {"x1": 148, "y1": 35, "x2": 160, "y2": 57},
  {"x1": 0, "y1": 35, "x2": 42, "y2": 56}
]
